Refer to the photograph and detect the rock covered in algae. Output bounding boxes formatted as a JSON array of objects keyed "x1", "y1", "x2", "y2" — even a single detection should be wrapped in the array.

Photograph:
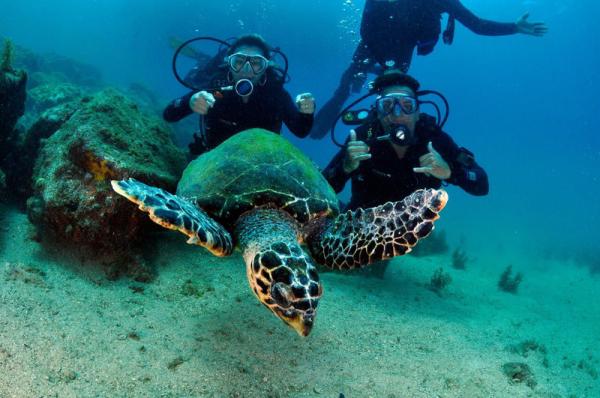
[
  {"x1": 27, "y1": 88, "x2": 186, "y2": 255},
  {"x1": 4, "y1": 99, "x2": 82, "y2": 200},
  {"x1": 0, "y1": 39, "x2": 28, "y2": 201},
  {"x1": 0, "y1": 39, "x2": 27, "y2": 159},
  {"x1": 27, "y1": 82, "x2": 83, "y2": 114}
]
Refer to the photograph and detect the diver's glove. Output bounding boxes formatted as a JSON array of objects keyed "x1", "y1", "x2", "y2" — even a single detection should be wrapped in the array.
[
  {"x1": 189, "y1": 91, "x2": 216, "y2": 115},
  {"x1": 296, "y1": 93, "x2": 316, "y2": 114}
]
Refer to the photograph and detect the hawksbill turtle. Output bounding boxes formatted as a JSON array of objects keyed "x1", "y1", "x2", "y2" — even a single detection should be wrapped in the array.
[{"x1": 111, "y1": 128, "x2": 447, "y2": 336}]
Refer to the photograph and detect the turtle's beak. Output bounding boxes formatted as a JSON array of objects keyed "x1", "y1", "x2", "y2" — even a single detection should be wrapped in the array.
[
  {"x1": 431, "y1": 189, "x2": 448, "y2": 212},
  {"x1": 287, "y1": 312, "x2": 315, "y2": 337}
]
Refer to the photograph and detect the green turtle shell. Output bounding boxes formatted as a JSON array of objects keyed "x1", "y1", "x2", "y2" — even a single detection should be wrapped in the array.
[{"x1": 176, "y1": 129, "x2": 339, "y2": 226}]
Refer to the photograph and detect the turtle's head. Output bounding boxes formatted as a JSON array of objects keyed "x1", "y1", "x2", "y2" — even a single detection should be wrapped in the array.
[{"x1": 246, "y1": 243, "x2": 323, "y2": 337}]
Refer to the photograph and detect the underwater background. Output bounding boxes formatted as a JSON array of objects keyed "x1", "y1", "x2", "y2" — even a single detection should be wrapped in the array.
[
  {"x1": 1, "y1": 1, "x2": 599, "y2": 397},
  {"x1": 3, "y1": 0, "x2": 598, "y2": 257}
]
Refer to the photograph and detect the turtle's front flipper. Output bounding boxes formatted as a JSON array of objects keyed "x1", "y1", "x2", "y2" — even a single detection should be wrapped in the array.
[
  {"x1": 111, "y1": 178, "x2": 233, "y2": 256},
  {"x1": 306, "y1": 188, "x2": 448, "y2": 270}
]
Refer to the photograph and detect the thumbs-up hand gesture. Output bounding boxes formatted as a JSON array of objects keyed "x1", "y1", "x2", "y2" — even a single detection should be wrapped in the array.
[
  {"x1": 342, "y1": 129, "x2": 371, "y2": 174},
  {"x1": 413, "y1": 141, "x2": 451, "y2": 180}
]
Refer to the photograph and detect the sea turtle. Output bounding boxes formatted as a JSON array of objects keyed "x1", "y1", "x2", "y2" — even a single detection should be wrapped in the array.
[{"x1": 111, "y1": 128, "x2": 447, "y2": 336}]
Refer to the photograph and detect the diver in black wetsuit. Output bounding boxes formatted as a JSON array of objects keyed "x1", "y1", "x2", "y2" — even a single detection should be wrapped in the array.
[
  {"x1": 163, "y1": 34, "x2": 315, "y2": 156},
  {"x1": 323, "y1": 71, "x2": 488, "y2": 277},
  {"x1": 324, "y1": 71, "x2": 488, "y2": 213},
  {"x1": 310, "y1": 0, "x2": 548, "y2": 139}
]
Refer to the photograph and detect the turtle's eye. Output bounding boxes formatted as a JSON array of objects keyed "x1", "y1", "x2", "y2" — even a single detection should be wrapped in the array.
[{"x1": 271, "y1": 282, "x2": 292, "y2": 308}]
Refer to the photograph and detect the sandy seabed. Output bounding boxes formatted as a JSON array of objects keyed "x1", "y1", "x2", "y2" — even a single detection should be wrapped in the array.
[{"x1": 0, "y1": 204, "x2": 598, "y2": 398}]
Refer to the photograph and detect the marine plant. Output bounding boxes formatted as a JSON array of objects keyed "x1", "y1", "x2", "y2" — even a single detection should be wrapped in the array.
[
  {"x1": 498, "y1": 265, "x2": 523, "y2": 294},
  {"x1": 502, "y1": 362, "x2": 537, "y2": 388},
  {"x1": 451, "y1": 247, "x2": 468, "y2": 270},
  {"x1": 429, "y1": 267, "x2": 452, "y2": 295},
  {"x1": 574, "y1": 247, "x2": 600, "y2": 275},
  {"x1": 1, "y1": 38, "x2": 14, "y2": 71}
]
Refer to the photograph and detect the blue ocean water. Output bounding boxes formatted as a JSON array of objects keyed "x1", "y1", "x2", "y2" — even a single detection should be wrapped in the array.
[
  {"x1": 2, "y1": 0, "x2": 597, "y2": 260},
  {"x1": 4, "y1": 0, "x2": 598, "y2": 263}
]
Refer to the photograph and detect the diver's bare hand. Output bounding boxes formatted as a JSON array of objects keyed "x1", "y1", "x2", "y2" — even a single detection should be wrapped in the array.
[
  {"x1": 343, "y1": 129, "x2": 371, "y2": 174},
  {"x1": 296, "y1": 93, "x2": 316, "y2": 114},
  {"x1": 516, "y1": 12, "x2": 548, "y2": 37},
  {"x1": 189, "y1": 91, "x2": 215, "y2": 115},
  {"x1": 413, "y1": 141, "x2": 451, "y2": 180}
]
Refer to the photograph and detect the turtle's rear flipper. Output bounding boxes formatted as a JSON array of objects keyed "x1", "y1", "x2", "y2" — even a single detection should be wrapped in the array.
[
  {"x1": 111, "y1": 178, "x2": 233, "y2": 257},
  {"x1": 306, "y1": 188, "x2": 448, "y2": 270}
]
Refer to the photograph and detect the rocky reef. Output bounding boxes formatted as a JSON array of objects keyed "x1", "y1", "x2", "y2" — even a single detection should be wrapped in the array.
[
  {"x1": 1, "y1": 38, "x2": 189, "y2": 279},
  {"x1": 0, "y1": 38, "x2": 28, "y2": 201},
  {"x1": 27, "y1": 81, "x2": 82, "y2": 114},
  {"x1": 0, "y1": 38, "x2": 27, "y2": 147},
  {"x1": 5, "y1": 100, "x2": 82, "y2": 200},
  {"x1": 26, "y1": 88, "x2": 186, "y2": 279}
]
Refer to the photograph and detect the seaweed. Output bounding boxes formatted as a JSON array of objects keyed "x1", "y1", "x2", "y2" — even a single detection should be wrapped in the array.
[
  {"x1": 167, "y1": 356, "x2": 186, "y2": 370},
  {"x1": 4, "y1": 262, "x2": 49, "y2": 288},
  {"x1": 451, "y1": 247, "x2": 469, "y2": 270},
  {"x1": 502, "y1": 362, "x2": 537, "y2": 388},
  {"x1": 181, "y1": 279, "x2": 214, "y2": 298},
  {"x1": 574, "y1": 247, "x2": 600, "y2": 275},
  {"x1": 1, "y1": 38, "x2": 14, "y2": 71},
  {"x1": 498, "y1": 265, "x2": 523, "y2": 294},
  {"x1": 428, "y1": 267, "x2": 452, "y2": 296}
]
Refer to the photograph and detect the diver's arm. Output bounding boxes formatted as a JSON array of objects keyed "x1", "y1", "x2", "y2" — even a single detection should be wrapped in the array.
[
  {"x1": 446, "y1": 0, "x2": 518, "y2": 36},
  {"x1": 322, "y1": 148, "x2": 351, "y2": 194},
  {"x1": 435, "y1": 133, "x2": 489, "y2": 196},
  {"x1": 162, "y1": 91, "x2": 195, "y2": 122},
  {"x1": 281, "y1": 90, "x2": 313, "y2": 138},
  {"x1": 448, "y1": 150, "x2": 489, "y2": 196}
]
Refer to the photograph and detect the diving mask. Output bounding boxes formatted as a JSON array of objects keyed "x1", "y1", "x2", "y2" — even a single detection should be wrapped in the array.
[
  {"x1": 375, "y1": 93, "x2": 418, "y2": 117},
  {"x1": 228, "y1": 52, "x2": 269, "y2": 74}
]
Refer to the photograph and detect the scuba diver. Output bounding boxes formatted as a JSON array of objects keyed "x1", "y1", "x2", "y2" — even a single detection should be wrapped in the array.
[
  {"x1": 323, "y1": 70, "x2": 488, "y2": 212},
  {"x1": 310, "y1": 0, "x2": 548, "y2": 139},
  {"x1": 163, "y1": 34, "x2": 315, "y2": 156},
  {"x1": 322, "y1": 70, "x2": 488, "y2": 278}
]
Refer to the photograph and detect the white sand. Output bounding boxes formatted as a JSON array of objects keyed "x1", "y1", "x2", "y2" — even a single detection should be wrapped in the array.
[{"x1": 0, "y1": 204, "x2": 598, "y2": 397}]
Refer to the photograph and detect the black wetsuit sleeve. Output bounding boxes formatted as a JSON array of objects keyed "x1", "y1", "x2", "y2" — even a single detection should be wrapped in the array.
[
  {"x1": 280, "y1": 89, "x2": 313, "y2": 138},
  {"x1": 163, "y1": 91, "x2": 195, "y2": 122},
  {"x1": 445, "y1": 0, "x2": 517, "y2": 36},
  {"x1": 435, "y1": 132, "x2": 489, "y2": 196}
]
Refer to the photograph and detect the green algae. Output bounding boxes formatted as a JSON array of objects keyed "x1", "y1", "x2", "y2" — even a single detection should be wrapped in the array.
[{"x1": 1, "y1": 39, "x2": 13, "y2": 71}]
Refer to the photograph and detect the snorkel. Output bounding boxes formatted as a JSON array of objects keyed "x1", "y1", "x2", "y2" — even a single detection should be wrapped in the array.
[{"x1": 329, "y1": 71, "x2": 450, "y2": 148}]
